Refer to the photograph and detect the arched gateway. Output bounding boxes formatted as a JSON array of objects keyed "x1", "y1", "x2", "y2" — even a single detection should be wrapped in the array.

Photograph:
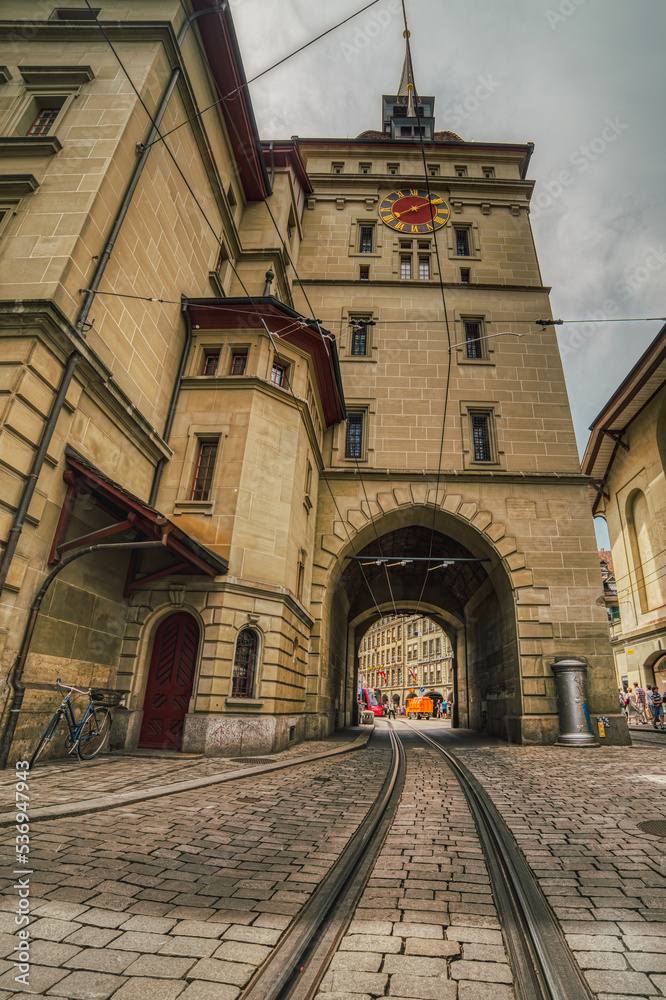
[{"x1": 309, "y1": 486, "x2": 620, "y2": 746}]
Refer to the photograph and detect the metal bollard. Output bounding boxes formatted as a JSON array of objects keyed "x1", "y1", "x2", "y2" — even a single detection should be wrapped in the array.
[{"x1": 551, "y1": 658, "x2": 599, "y2": 747}]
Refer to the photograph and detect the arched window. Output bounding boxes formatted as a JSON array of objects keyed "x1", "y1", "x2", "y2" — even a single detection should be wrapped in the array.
[
  {"x1": 627, "y1": 489, "x2": 664, "y2": 613},
  {"x1": 232, "y1": 629, "x2": 259, "y2": 697}
]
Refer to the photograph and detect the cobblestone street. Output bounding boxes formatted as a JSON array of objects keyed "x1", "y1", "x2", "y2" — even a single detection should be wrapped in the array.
[{"x1": 2, "y1": 723, "x2": 666, "y2": 998}]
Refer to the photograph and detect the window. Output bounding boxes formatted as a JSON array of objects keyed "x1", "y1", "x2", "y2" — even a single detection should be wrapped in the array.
[
  {"x1": 27, "y1": 106, "x2": 60, "y2": 136},
  {"x1": 471, "y1": 413, "x2": 493, "y2": 462},
  {"x1": 460, "y1": 267, "x2": 471, "y2": 284},
  {"x1": 16, "y1": 94, "x2": 67, "y2": 137},
  {"x1": 418, "y1": 257, "x2": 430, "y2": 280},
  {"x1": 387, "y1": 163, "x2": 399, "y2": 175},
  {"x1": 201, "y1": 350, "x2": 219, "y2": 375},
  {"x1": 359, "y1": 265, "x2": 370, "y2": 281},
  {"x1": 464, "y1": 320, "x2": 483, "y2": 359},
  {"x1": 400, "y1": 256, "x2": 412, "y2": 280},
  {"x1": 271, "y1": 361, "x2": 288, "y2": 387},
  {"x1": 345, "y1": 412, "x2": 365, "y2": 459},
  {"x1": 393, "y1": 105, "x2": 407, "y2": 118},
  {"x1": 482, "y1": 166, "x2": 495, "y2": 178},
  {"x1": 359, "y1": 162, "x2": 371, "y2": 174},
  {"x1": 455, "y1": 227, "x2": 471, "y2": 256},
  {"x1": 229, "y1": 351, "x2": 247, "y2": 375},
  {"x1": 359, "y1": 225, "x2": 375, "y2": 253},
  {"x1": 232, "y1": 628, "x2": 259, "y2": 697},
  {"x1": 332, "y1": 161, "x2": 344, "y2": 173},
  {"x1": 227, "y1": 184, "x2": 237, "y2": 212},
  {"x1": 455, "y1": 165, "x2": 467, "y2": 177},
  {"x1": 427, "y1": 164, "x2": 440, "y2": 177},
  {"x1": 350, "y1": 320, "x2": 369, "y2": 356},
  {"x1": 190, "y1": 440, "x2": 218, "y2": 500}
]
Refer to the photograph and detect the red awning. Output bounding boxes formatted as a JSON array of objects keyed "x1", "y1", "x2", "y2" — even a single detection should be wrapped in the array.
[{"x1": 49, "y1": 449, "x2": 228, "y2": 592}]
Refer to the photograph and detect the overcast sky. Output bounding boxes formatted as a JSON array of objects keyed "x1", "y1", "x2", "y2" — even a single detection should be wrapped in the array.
[{"x1": 231, "y1": 0, "x2": 665, "y2": 541}]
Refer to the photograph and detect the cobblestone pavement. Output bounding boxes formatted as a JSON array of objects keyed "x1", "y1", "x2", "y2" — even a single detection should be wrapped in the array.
[
  {"x1": 0, "y1": 729, "x2": 365, "y2": 813},
  {"x1": 0, "y1": 733, "x2": 391, "y2": 999},
  {"x1": 451, "y1": 730, "x2": 666, "y2": 1000},
  {"x1": 315, "y1": 726, "x2": 514, "y2": 1000},
  {"x1": 3, "y1": 722, "x2": 666, "y2": 999}
]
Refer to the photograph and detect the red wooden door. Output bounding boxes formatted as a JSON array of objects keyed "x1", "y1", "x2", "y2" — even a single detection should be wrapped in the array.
[{"x1": 139, "y1": 613, "x2": 199, "y2": 750}]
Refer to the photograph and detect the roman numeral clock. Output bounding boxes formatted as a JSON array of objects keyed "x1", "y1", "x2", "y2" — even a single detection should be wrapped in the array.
[{"x1": 378, "y1": 188, "x2": 450, "y2": 234}]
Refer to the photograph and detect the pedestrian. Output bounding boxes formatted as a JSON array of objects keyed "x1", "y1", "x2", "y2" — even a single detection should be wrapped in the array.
[
  {"x1": 633, "y1": 682, "x2": 648, "y2": 724},
  {"x1": 626, "y1": 689, "x2": 642, "y2": 726},
  {"x1": 619, "y1": 687, "x2": 628, "y2": 715},
  {"x1": 441, "y1": 699, "x2": 448, "y2": 719},
  {"x1": 388, "y1": 703, "x2": 396, "y2": 719},
  {"x1": 648, "y1": 686, "x2": 665, "y2": 731}
]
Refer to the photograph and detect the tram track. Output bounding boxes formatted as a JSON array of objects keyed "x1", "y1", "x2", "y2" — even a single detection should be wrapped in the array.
[
  {"x1": 239, "y1": 724, "x2": 406, "y2": 1000},
  {"x1": 1, "y1": 723, "x2": 597, "y2": 1000},
  {"x1": 399, "y1": 720, "x2": 594, "y2": 1000},
  {"x1": 236, "y1": 721, "x2": 594, "y2": 1000}
]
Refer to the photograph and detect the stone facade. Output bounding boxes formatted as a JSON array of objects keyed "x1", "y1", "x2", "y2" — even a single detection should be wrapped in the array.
[
  {"x1": 0, "y1": 2, "x2": 625, "y2": 765},
  {"x1": 583, "y1": 325, "x2": 666, "y2": 693}
]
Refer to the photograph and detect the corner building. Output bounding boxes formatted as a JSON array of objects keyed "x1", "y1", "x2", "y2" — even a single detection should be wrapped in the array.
[{"x1": 0, "y1": 4, "x2": 623, "y2": 763}]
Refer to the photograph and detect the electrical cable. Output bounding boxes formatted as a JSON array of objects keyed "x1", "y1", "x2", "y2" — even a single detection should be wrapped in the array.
[
  {"x1": 142, "y1": 0, "x2": 386, "y2": 151},
  {"x1": 398, "y1": 1, "x2": 455, "y2": 620},
  {"x1": 174, "y1": 0, "x2": 395, "y2": 624},
  {"x1": 85, "y1": 0, "x2": 387, "y2": 624},
  {"x1": 82, "y1": 0, "x2": 258, "y2": 308},
  {"x1": 74, "y1": 293, "x2": 666, "y2": 329},
  {"x1": 174, "y1": 0, "x2": 320, "y2": 323}
]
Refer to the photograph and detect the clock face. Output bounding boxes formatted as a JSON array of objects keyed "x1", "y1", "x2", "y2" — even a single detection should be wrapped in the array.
[{"x1": 378, "y1": 188, "x2": 450, "y2": 234}]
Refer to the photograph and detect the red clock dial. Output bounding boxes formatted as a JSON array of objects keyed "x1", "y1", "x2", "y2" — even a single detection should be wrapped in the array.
[{"x1": 378, "y1": 188, "x2": 450, "y2": 234}]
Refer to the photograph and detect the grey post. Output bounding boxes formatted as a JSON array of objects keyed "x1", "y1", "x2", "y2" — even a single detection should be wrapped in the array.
[{"x1": 551, "y1": 657, "x2": 599, "y2": 747}]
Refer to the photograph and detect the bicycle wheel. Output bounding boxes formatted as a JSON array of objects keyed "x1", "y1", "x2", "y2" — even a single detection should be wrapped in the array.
[
  {"x1": 29, "y1": 712, "x2": 62, "y2": 768},
  {"x1": 77, "y1": 707, "x2": 111, "y2": 760}
]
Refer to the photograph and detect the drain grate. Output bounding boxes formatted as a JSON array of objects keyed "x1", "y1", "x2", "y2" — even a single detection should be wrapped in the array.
[
  {"x1": 231, "y1": 757, "x2": 276, "y2": 764},
  {"x1": 638, "y1": 820, "x2": 666, "y2": 837}
]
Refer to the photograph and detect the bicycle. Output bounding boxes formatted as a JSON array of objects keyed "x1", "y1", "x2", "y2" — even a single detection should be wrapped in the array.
[{"x1": 29, "y1": 680, "x2": 120, "y2": 767}]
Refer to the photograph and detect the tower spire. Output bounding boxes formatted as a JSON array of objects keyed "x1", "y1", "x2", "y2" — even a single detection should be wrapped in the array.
[{"x1": 398, "y1": 29, "x2": 416, "y2": 118}]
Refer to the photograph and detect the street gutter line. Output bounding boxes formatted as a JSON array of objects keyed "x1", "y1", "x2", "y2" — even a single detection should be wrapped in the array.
[{"x1": 0, "y1": 729, "x2": 372, "y2": 827}]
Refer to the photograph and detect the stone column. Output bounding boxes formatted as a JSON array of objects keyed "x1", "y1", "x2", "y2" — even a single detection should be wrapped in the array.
[{"x1": 551, "y1": 658, "x2": 599, "y2": 747}]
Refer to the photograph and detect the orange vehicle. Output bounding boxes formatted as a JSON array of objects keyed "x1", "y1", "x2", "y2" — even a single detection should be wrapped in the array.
[{"x1": 405, "y1": 696, "x2": 433, "y2": 720}]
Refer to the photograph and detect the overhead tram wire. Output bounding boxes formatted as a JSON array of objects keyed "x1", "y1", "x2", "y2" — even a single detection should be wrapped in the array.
[
  {"x1": 398, "y1": 1, "x2": 456, "y2": 620},
  {"x1": 174, "y1": 0, "x2": 320, "y2": 322},
  {"x1": 84, "y1": 2, "x2": 388, "y2": 627},
  {"x1": 173, "y1": 2, "x2": 392, "y2": 624},
  {"x1": 81, "y1": 0, "x2": 262, "y2": 311},
  {"x1": 141, "y1": 0, "x2": 387, "y2": 151}
]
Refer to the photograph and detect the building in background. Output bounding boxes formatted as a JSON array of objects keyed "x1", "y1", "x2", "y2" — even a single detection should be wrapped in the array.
[
  {"x1": 357, "y1": 613, "x2": 454, "y2": 711},
  {"x1": 583, "y1": 323, "x2": 666, "y2": 692}
]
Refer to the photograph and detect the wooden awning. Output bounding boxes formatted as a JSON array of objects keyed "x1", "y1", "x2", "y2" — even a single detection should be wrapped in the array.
[{"x1": 49, "y1": 448, "x2": 228, "y2": 593}]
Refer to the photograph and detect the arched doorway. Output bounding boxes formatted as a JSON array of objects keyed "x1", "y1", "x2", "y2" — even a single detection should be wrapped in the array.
[
  {"x1": 139, "y1": 612, "x2": 200, "y2": 750},
  {"x1": 325, "y1": 514, "x2": 520, "y2": 740}
]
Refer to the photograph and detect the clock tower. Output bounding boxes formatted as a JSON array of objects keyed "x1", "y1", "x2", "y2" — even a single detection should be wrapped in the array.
[{"x1": 284, "y1": 48, "x2": 624, "y2": 746}]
